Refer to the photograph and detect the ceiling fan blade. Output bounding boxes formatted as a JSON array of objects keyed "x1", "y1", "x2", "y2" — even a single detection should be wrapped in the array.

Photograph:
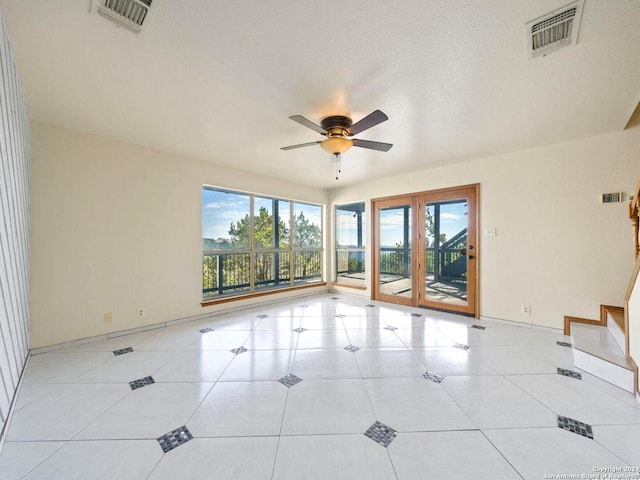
[
  {"x1": 352, "y1": 138, "x2": 393, "y2": 152},
  {"x1": 289, "y1": 115, "x2": 327, "y2": 134},
  {"x1": 280, "y1": 141, "x2": 322, "y2": 151},
  {"x1": 348, "y1": 110, "x2": 388, "y2": 135}
]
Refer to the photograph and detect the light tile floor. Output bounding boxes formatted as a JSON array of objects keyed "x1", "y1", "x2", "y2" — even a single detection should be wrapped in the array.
[{"x1": 1, "y1": 293, "x2": 640, "y2": 479}]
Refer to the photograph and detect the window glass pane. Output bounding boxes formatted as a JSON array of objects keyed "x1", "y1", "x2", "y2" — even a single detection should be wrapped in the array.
[
  {"x1": 254, "y1": 252, "x2": 290, "y2": 290},
  {"x1": 293, "y1": 202, "x2": 322, "y2": 248},
  {"x1": 203, "y1": 188, "x2": 250, "y2": 250},
  {"x1": 278, "y1": 200, "x2": 291, "y2": 248},
  {"x1": 336, "y1": 203, "x2": 365, "y2": 248},
  {"x1": 254, "y1": 197, "x2": 275, "y2": 249},
  {"x1": 335, "y1": 202, "x2": 365, "y2": 287},
  {"x1": 294, "y1": 251, "x2": 322, "y2": 284},
  {"x1": 202, "y1": 252, "x2": 250, "y2": 300}
]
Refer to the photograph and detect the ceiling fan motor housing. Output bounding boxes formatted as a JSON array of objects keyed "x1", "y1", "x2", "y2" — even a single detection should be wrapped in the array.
[{"x1": 321, "y1": 116, "x2": 353, "y2": 135}]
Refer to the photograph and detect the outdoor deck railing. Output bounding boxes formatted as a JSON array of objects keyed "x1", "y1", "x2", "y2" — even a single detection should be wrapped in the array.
[
  {"x1": 336, "y1": 250, "x2": 365, "y2": 275},
  {"x1": 203, "y1": 250, "x2": 322, "y2": 297},
  {"x1": 378, "y1": 246, "x2": 466, "y2": 279}
]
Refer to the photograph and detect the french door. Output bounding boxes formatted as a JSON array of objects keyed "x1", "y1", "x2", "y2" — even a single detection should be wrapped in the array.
[{"x1": 372, "y1": 184, "x2": 478, "y2": 316}]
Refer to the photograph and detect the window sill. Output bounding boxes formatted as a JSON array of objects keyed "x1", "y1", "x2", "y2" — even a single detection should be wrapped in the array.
[
  {"x1": 332, "y1": 283, "x2": 367, "y2": 291},
  {"x1": 201, "y1": 282, "x2": 327, "y2": 307}
]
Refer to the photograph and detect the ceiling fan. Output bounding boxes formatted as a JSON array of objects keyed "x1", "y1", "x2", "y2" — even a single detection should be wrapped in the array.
[{"x1": 281, "y1": 110, "x2": 393, "y2": 156}]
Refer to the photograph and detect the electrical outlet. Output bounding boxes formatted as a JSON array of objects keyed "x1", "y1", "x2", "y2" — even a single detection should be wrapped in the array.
[
  {"x1": 137, "y1": 307, "x2": 145, "y2": 318},
  {"x1": 105, "y1": 312, "x2": 113, "y2": 323},
  {"x1": 521, "y1": 304, "x2": 531, "y2": 315}
]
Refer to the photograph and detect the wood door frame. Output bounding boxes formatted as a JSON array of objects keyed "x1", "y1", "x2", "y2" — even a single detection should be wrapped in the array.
[
  {"x1": 417, "y1": 184, "x2": 478, "y2": 317},
  {"x1": 372, "y1": 184, "x2": 479, "y2": 317}
]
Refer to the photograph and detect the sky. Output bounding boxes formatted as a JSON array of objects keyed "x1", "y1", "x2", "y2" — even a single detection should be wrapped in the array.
[
  {"x1": 379, "y1": 201, "x2": 467, "y2": 247},
  {"x1": 202, "y1": 188, "x2": 322, "y2": 240},
  {"x1": 203, "y1": 188, "x2": 467, "y2": 248}
]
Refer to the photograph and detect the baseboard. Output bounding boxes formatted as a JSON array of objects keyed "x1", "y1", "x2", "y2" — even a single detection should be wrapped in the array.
[
  {"x1": 31, "y1": 290, "x2": 327, "y2": 355},
  {"x1": 563, "y1": 315, "x2": 605, "y2": 336},
  {"x1": 479, "y1": 315, "x2": 564, "y2": 334},
  {"x1": 330, "y1": 285, "x2": 369, "y2": 297}
]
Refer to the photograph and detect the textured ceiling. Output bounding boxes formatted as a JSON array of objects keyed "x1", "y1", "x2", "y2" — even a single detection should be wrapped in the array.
[{"x1": 2, "y1": 0, "x2": 639, "y2": 189}]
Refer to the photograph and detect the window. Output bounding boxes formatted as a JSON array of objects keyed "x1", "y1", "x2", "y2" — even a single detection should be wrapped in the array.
[
  {"x1": 202, "y1": 187, "x2": 323, "y2": 302},
  {"x1": 335, "y1": 202, "x2": 365, "y2": 288}
]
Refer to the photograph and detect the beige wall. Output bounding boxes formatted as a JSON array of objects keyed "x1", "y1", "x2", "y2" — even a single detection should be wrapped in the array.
[
  {"x1": 30, "y1": 122, "x2": 328, "y2": 348},
  {"x1": 330, "y1": 127, "x2": 640, "y2": 331},
  {"x1": 30, "y1": 120, "x2": 639, "y2": 350}
]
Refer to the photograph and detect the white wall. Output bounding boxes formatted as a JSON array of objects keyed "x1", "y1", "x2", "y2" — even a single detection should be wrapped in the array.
[
  {"x1": 330, "y1": 127, "x2": 640, "y2": 330},
  {"x1": 0, "y1": 4, "x2": 30, "y2": 441},
  {"x1": 30, "y1": 122, "x2": 328, "y2": 349}
]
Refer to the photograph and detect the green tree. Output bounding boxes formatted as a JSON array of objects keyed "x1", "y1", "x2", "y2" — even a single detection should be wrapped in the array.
[
  {"x1": 229, "y1": 207, "x2": 289, "y2": 248},
  {"x1": 228, "y1": 207, "x2": 290, "y2": 284},
  {"x1": 293, "y1": 211, "x2": 321, "y2": 248},
  {"x1": 293, "y1": 211, "x2": 322, "y2": 278}
]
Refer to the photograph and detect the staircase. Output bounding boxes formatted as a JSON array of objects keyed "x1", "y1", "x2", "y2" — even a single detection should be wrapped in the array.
[{"x1": 565, "y1": 306, "x2": 637, "y2": 394}]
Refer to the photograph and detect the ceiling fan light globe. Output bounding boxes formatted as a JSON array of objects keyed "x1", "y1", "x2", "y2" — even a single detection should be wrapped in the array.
[{"x1": 320, "y1": 137, "x2": 353, "y2": 154}]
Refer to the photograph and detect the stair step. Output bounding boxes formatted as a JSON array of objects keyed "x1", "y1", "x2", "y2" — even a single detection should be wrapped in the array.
[
  {"x1": 570, "y1": 323, "x2": 634, "y2": 393},
  {"x1": 606, "y1": 310, "x2": 626, "y2": 355},
  {"x1": 608, "y1": 310, "x2": 625, "y2": 331}
]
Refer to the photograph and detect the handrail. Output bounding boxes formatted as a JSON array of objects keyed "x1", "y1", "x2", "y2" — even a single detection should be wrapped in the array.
[
  {"x1": 625, "y1": 177, "x2": 640, "y2": 396},
  {"x1": 630, "y1": 177, "x2": 640, "y2": 262},
  {"x1": 441, "y1": 228, "x2": 468, "y2": 249},
  {"x1": 626, "y1": 177, "x2": 640, "y2": 302}
]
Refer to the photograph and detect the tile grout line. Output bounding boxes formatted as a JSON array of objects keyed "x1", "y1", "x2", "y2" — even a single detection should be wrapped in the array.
[
  {"x1": 68, "y1": 348, "x2": 196, "y2": 442},
  {"x1": 4, "y1": 293, "x2": 638, "y2": 477},
  {"x1": 140, "y1": 325, "x2": 253, "y2": 476},
  {"x1": 11, "y1": 439, "x2": 68, "y2": 480},
  {"x1": 478, "y1": 429, "x2": 526, "y2": 480},
  {"x1": 356, "y1": 354, "x2": 401, "y2": 480},
  {"x1": 268, "y1": 295, "x2": 308, "y2": 480}
]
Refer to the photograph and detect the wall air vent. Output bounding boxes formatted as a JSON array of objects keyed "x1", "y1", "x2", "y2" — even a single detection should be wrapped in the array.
[
  {"x1": 601, "y1": 192, "x2": 623, "y2": 204},
  {"x1": 526, "y1": 1, "x2": 583, "y2": 60},
  {"x1": 91, "y1": 0, "x2": 154, "y2": 36}
]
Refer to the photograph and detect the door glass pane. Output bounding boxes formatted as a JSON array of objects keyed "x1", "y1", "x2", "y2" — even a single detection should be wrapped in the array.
[
  {"x1": 424, "y1": 200, "x2": 468, "y2": 306},
  {"x1": 378, "y1": 205, "x2": 412, "y2": 297}
]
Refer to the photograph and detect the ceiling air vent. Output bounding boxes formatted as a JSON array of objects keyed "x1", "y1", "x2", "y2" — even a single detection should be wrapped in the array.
[
  {"x1": 526, "y1": 1, "x2": 583, "y2": 60},
  {"x1": 91, "y1": 0, "x2": 154, "y2": 35}
]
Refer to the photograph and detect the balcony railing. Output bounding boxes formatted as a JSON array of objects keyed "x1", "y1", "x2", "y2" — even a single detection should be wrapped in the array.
[
  {"x1": 379, "y1": 245, "x2": 466, "y2": 280},
  {"x1": 336, "y1": 249, "x2": 365, "y2": 275},
  {"x1": 203, "y1": 250, "x2": 322, "y2": 299}
]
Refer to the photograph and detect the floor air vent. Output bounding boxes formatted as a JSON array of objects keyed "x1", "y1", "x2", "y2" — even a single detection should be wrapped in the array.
[
  {"x1": 92, "y1": 0, "x2": 154, "y2": 35},
  {"x1": 526, "y1": 1, "x2": 583, "y2": 59}
]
